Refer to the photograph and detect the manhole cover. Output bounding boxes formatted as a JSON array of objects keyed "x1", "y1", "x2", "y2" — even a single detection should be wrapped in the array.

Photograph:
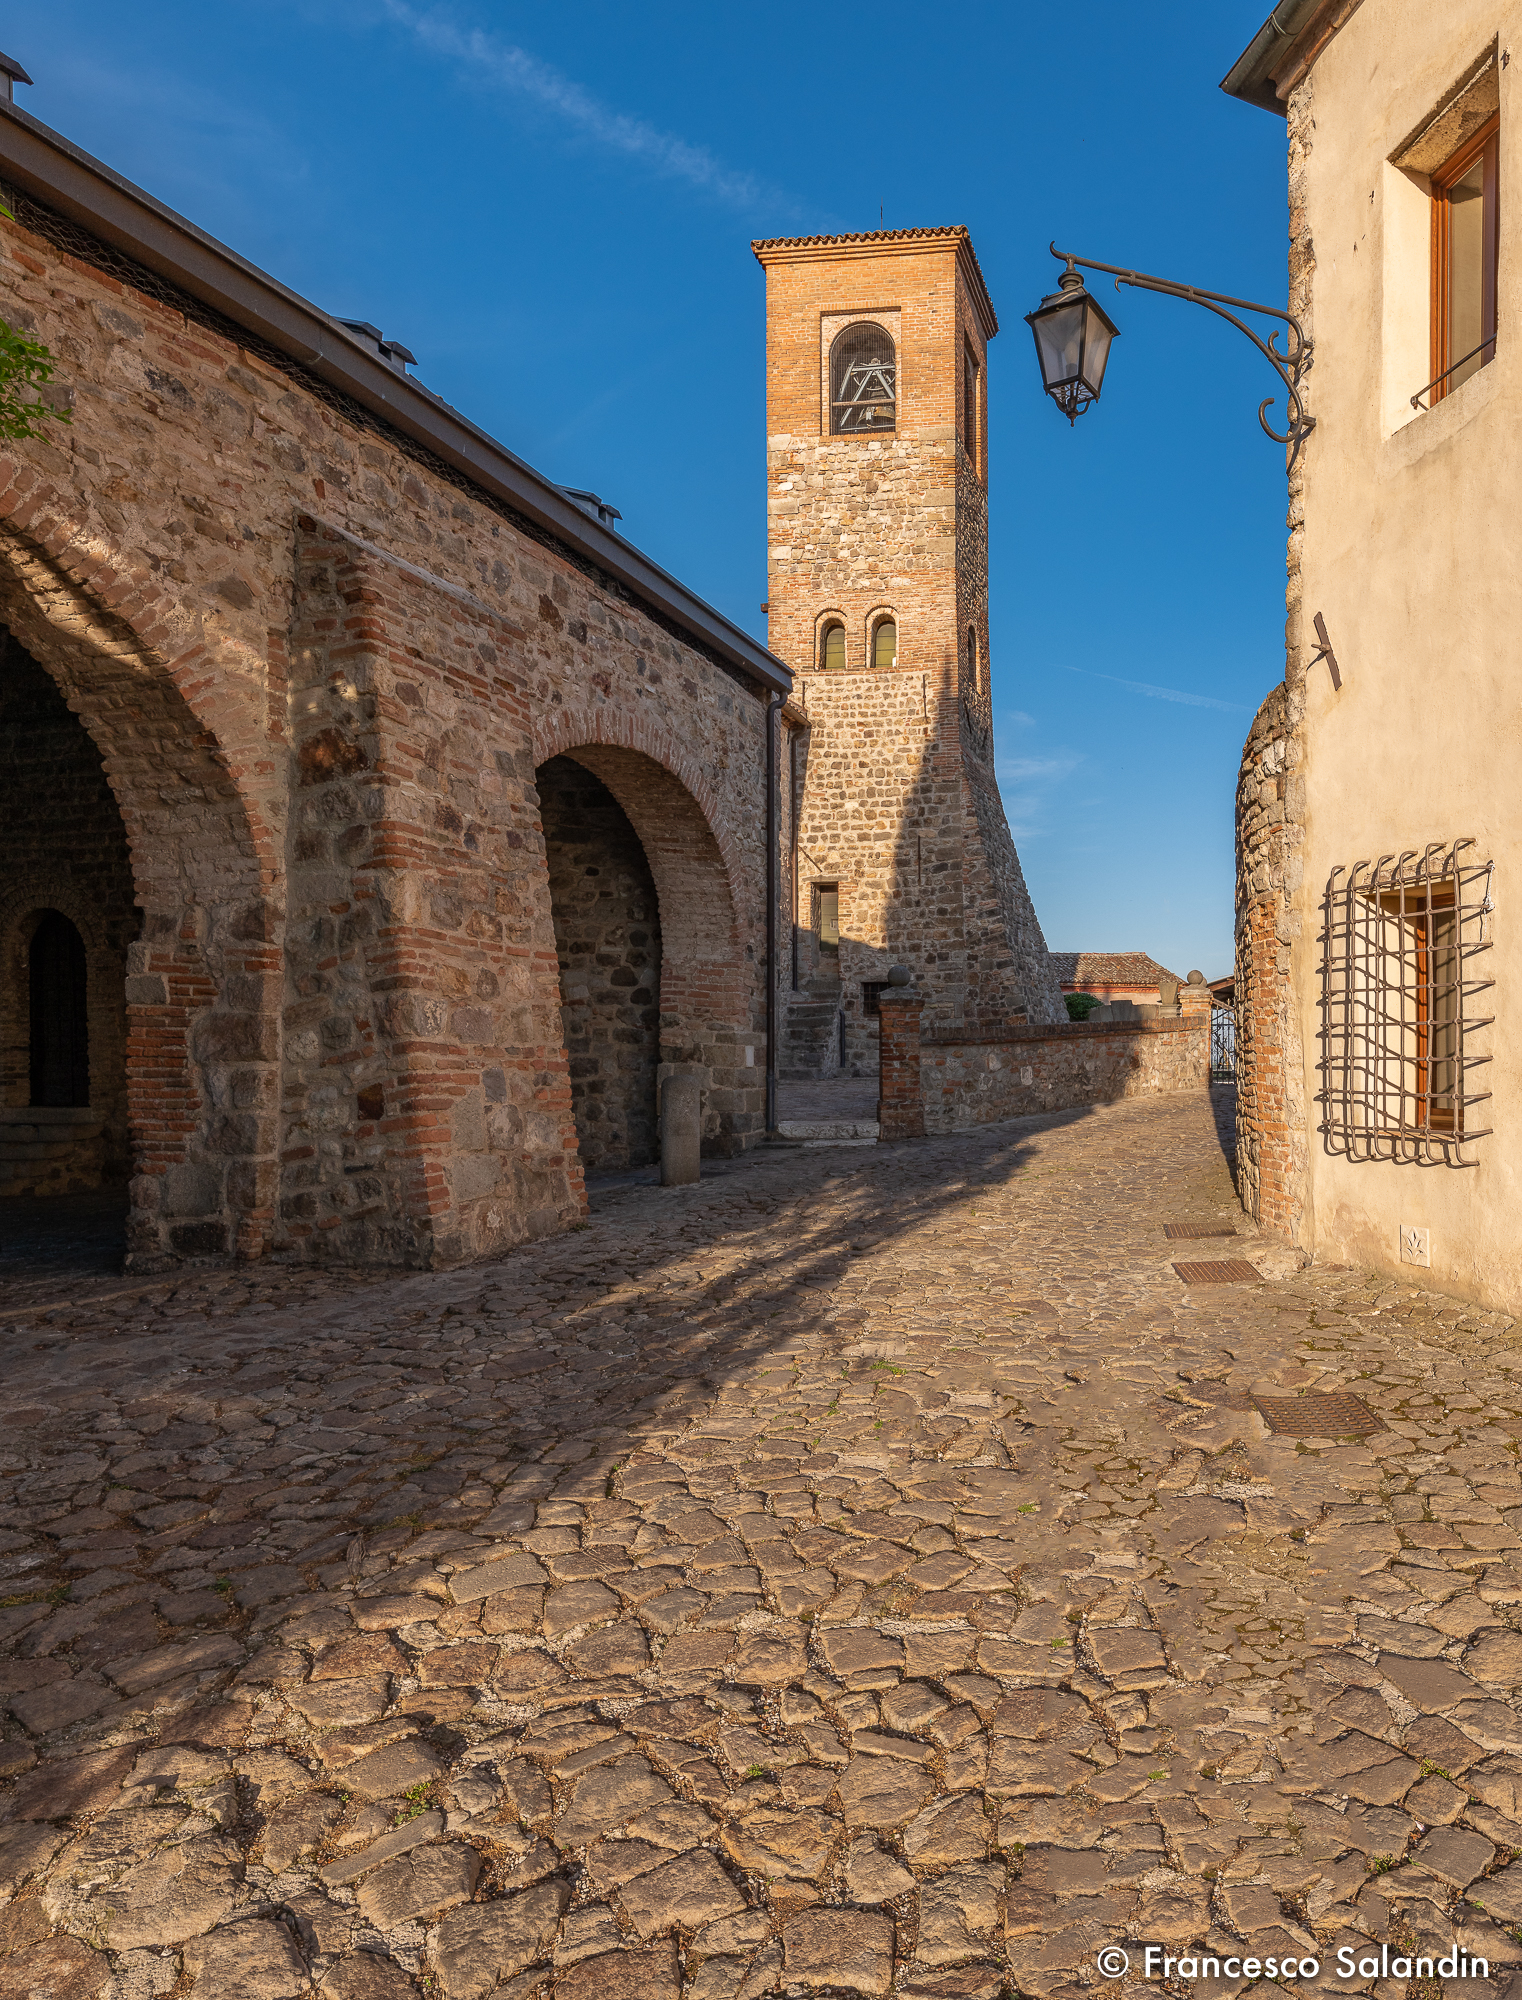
[
  {"x1": 1172, "y1": 1259, "x2": 1262, "y2": 1285},
  {"x1": 1163, "y1": 1222, "x2": 1238, "y2": 1240},
  {"x1": 1253, "y1": 1392, "x2": 1385, "y2": 1437}
]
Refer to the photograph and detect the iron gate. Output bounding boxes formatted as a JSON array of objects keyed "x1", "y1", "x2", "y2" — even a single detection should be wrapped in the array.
[{"x1": 1210, "y1": 1006, "x2": 1236, "y2": 1082}]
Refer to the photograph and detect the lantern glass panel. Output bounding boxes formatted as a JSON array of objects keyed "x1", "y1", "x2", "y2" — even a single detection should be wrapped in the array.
[
  {"x1": 1031, "y1": 298, "x2": 1088, "y2": 392},
  {"x1": 1079, "y1": 299, "x2": 1115, "y2": 396}
]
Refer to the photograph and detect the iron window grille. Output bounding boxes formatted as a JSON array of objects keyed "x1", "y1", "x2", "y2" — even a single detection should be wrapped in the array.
[
  {"x1": 830, "y1": 324, "x2": 897, "y2": 434},
  {"x1": 1317, "y1": 839, "x2": 1494, "y2": 1165}
]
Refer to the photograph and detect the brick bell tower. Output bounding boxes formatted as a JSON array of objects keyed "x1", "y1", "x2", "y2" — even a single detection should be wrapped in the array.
[{"x1": 753, "y1": 226, "x2": 1065, "y2": 1077}]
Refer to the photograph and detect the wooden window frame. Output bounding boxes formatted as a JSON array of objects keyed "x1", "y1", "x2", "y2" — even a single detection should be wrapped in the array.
[{"x1": 1430, "y1": 111, "x2": 1499, "y2": 404}]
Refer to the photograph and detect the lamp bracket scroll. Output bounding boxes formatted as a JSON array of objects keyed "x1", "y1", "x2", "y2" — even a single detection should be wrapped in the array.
[{"x1": 1047, "y1": 245, "x2": 1317, "y2": 471}]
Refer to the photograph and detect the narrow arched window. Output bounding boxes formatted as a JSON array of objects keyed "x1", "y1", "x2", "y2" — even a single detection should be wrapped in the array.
[
  {"x1": 967, "y1": 626, "x2": 981, "y2": 697},
  {"x1": 873, "y1": 619, "x2": 898, "y2": 671},
  {"x1": 29, "y1": 909, "x2": 89, "y2": 1107},
  {"x1": 820, "y1": 622, "x2": 845, "y2": 671},
  {"x1": 830, "y1": 323, "x2": 896, "y2": 435}
]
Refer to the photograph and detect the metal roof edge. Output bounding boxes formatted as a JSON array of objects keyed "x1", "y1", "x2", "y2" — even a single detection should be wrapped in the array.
[
  {"x1": 0, "y1": 102, "x2": 792, "y2": 698},
  {"x1": 1220, "y1": 0, "x2": 1362, "y2": 113}
]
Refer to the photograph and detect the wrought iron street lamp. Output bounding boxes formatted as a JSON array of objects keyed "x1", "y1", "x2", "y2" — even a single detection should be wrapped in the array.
[
  {"x1": 1024, "y1": 262, "x2": 1119, "y2": 425},
  {"x1": 1027, "y1": 245, "x2": 1315, "y2": 468}
]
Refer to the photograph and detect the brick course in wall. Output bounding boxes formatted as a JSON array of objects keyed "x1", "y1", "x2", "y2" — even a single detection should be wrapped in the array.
[
  {"x1": 755, "y1": 229, "x2": 1065, "y2": 1073},
  {"x1": 0, "y1": 144, "x2": 779, "y2": 1268}
]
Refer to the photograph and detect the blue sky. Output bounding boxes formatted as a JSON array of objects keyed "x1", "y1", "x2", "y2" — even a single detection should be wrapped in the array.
[{"x1": 18, "y1": 0, "x2": 1289, "y2": 981}]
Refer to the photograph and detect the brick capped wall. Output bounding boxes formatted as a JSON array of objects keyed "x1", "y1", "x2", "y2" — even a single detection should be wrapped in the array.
[
  {"x1": 877, "y1": 995, "x2": 1209, "y2": 1140},
  {"x1": 538, "y1": 754, "x2": 661, "y2": 1175},
  {"x1": 758, "y1": 229, "x2": 1065, "y2": 1059},
  {"x1": 0, "y1": 178, "x2": 773, "y2": 1267},
  {"x1": 0, "y1": 630, "x2": 136, "y2": 1186}
]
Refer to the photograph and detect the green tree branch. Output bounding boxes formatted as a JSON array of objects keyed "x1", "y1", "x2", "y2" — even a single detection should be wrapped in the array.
[{"x1": 0, "y1": 200, "x2": 70, "y2": 441}]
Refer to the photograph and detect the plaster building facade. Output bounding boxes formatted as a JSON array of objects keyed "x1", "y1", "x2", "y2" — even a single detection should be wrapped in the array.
[
  {"x1": 0, "y1": 100, "x2": 789, "y2": 1270},
  {"x1": 1226, "y1": 0, "x2": 1522, "y2": 1311},
  {"x1": 753, "y1": 228, "x2": 1064, "y2": 1078}
]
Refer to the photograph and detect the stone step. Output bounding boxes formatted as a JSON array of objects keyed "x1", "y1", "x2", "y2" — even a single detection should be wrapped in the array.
[
  {"x1": 776, "y1": 1119, "x2": 879, "y2": 1147},
  {"x1": 0, "y1": 1107, "x2": 101, "y2": 1131},
  {"x1": 0, "y1": 1136, "x2": 98, "y2": 1163}
]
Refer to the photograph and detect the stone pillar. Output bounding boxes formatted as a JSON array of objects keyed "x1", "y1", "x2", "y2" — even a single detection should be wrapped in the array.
[
  {"x1": 877, "y1": 992, "x2": 924, "y2": 1140},
  {"x1": 660, "y1": 1068, "x2": 703, "y2": 1185},
  {"x1": 1179, "y1": 971, "x2": 1213, "y2": 1088}
]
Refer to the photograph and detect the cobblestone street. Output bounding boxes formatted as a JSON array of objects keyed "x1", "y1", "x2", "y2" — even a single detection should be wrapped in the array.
[{"x1": 4, "y1": 1089, "x2": 1522, "y2": 2000}]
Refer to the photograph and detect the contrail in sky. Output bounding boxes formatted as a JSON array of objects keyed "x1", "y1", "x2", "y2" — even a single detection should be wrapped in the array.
[
  {"x1": 376, "y1": 2, "x2": 772, "y2": 208},
  {"x1": 1062, "y1": 665, "x2": 1252, "y2": 713}
]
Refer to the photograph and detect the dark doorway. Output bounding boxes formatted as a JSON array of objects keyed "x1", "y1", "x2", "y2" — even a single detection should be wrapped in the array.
[
  {"x1": 2, "y1": 630, "x2": 135, "y2": 1190},
  {"x1": 537, "y1": 755, "x2": 661, "y2": 1175},
  {"x1": 29, "y1": 910, "x2": 90, "y2": 1106}
]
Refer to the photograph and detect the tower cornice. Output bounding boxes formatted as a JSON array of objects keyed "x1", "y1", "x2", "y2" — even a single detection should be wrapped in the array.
[{"x1": 751, "y1": 227, "x2": 998, "y2": 341}]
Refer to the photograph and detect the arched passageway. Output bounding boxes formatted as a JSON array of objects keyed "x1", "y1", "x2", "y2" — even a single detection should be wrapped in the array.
[
  {"x1": 0, "y1": 529, "x2": 280, "y2": 1268},
  {"x1": 537, "y1": 754, "x2": 662, "y2": 1174},
  {"x1": 0, "y1": 632, "x2": 135, "y2": 1199},
  {"x1": 534, "y1": 735, "x2": 761, "y2": 1171}
]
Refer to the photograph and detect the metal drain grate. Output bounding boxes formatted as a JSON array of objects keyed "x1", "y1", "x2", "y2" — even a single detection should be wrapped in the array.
[
  {"x1": 1172, "y1": 1259, "x2": 1262, "y2": 1285},
  {"x1": 1163, "y1": 1223, "x2": 1238, "y2": 1240},
  {"x1": 1253, "y1": 1392, "x2": 1386, "y2": 1436}
]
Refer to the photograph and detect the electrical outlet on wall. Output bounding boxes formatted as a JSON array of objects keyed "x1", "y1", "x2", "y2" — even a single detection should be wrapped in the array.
[{"x1": 1401, "y1": 1225, "x2": 1431, "y2": 1267}]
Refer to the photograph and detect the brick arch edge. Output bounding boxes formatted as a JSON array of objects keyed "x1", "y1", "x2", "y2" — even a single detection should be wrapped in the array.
[
  {"x1": 533, "y1": 705, "x2": 746, "y2": 914},
  {"x1": 0, "y1": 468, "x2": 286, "y2": 1264}
]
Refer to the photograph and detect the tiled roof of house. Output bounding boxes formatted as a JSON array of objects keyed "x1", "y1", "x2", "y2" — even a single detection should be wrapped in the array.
[{"x1": 1049, "y1": 952, "x2": 1184, "y2": 989}]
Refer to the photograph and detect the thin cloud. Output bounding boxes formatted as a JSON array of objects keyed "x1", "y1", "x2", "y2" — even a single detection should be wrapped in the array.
[
  {"x1": 994, "y1": 710, "x2": 1081, "y2": 840},
  {"x1": 375, "y1": 1, "x2": 775, "y2": 207},
  {"x1": 1061, "y1": 665, "x2": 1252, "y2": 713}
]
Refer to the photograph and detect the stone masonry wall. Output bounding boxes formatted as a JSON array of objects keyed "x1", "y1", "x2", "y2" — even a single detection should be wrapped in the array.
[
  {"x1": 1234, "y1": 80, "x2": 1313, "y2": 1244},
  {"x1": 284, "y1": 523, "x2": 579, "y2": 1268},
  {"x1": 0, "y1": 183, "x2": 771, "y2": 1265},
  {"x1": 0, "y1": 631, "x2": 136, "y2": 1184},
  {"x1": 538, "y1": 755, "x2": 661, "y2": 1175},
  {"x1": 877, "y1": 995, "x2": 1209, "y2": 1140}
]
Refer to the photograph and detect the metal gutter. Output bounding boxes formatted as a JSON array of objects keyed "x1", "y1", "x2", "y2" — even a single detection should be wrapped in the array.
[
  {"x1": 0, "y1": 101, "x2": 792, "y2": 699},
  {"x1": 1220, "y1": 0, "x2": 1361, "y2": 114}
]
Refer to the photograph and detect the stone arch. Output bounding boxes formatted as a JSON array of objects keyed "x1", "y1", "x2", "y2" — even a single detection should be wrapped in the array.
[
  {"x1": 0, "y1": 516, "x2": 282, "y2": 1265},
  {"x1": 531, "y1": 708, "x2": 758, "y2": 1155}
]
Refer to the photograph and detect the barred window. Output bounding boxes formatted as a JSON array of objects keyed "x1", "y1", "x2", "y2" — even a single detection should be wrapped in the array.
[{"x1": 1317, "y1": 840, "x2": 1494, "y2": 1164}]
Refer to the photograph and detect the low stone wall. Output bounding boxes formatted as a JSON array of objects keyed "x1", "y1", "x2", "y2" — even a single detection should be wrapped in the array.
[{"x1": 877, "y1": 994, "x2": 1208, "y2": 1138}]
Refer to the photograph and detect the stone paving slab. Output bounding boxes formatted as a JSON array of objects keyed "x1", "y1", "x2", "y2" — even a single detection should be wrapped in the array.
[{"x1": 1, "y1": 1088, "x2": 1520, "y2": 2000}]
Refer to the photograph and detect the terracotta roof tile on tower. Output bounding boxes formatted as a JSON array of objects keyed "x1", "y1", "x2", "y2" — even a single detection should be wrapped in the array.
[
  {"x1": 751, "y1": 226, "x2": 998, "y2": 337},
  {"x1": 1049, "y1": 952, "x2": 1184, "y2": 989}
]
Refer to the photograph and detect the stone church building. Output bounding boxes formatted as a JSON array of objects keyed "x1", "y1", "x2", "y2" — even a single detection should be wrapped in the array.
[
  {"x1": 755, "y1": 229, "x2": 1064, "y2": 1077},
  {"x1": 0, "y1": 93, "x2": 1061, "y2": 1268}
]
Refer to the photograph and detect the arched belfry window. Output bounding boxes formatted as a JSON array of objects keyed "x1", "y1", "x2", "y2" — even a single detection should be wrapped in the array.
[
  {"x1": 819, "y1": 622, "x2": 845, "y2": 671},
  {"x1": 873, "y1": 619, "x2": 898, "y2": 671},
  {"x1": 830, "y1": 323, "x2": 896, "y2": 435},
  {"x1": 29, "y1": 909, "x2": 89, "y2": 1107}
]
